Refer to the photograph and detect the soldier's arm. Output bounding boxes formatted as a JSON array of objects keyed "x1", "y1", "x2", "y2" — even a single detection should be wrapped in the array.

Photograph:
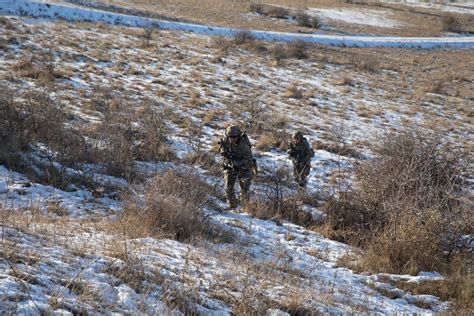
[
  {"x1": 234, "y1": 141, "x2": 252, "y2": 168},
  {"x1": 218, "y1": 138, "x2": 229, "y2": 157},
  {"x1": 302, "y1": 140, "x2": 315, "y2": 163}
]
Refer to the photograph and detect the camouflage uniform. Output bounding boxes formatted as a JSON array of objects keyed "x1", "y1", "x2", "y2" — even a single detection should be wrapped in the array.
[
  {"x1": 287, "y1": 131, "x2": 315, "y2": 189},
  {"x1": 219, "y1": 126, "x2": 254, "y2": 209}
]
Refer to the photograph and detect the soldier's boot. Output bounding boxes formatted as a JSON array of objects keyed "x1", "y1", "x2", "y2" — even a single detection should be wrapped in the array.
[
  {"x1": 239, "y1": 174, "x2": 252, "y2": 212},
  {"x1": 297, "y1": 177, "x2": 307, "y2": 193},
  {"x1": 226, "y1": 196, "x2": 238, "y2": 209},
  {"x1": 240, "y1": 192, "x2": 250, "y2": 212}
]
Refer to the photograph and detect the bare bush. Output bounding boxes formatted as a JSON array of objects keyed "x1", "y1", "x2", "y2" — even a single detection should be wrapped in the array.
[
  {"x1": 121, "y1": 170, "x2": 227, "y2": 242},
  {"x1": 95, "y1": 103, "x2": 137, "y2": 180},
  {"x1": 267, "y1": 6, "x2": 289, "y2": 18},
  {"x1": 353, "y1": 57, "x2": 379, "y2": 73},
  {"x1": 323, "y1": 127, "x2": 471, "y2": 274},
  {"x1": 284, "y1": 83, "x2": 304, "y2": 99},
  {"x1": 95, "y1": 99, "x2": 175, "y2": 179},
  {"x1": 183, "y1": 121, "x2": 215, "y2": 169},
  {"x1": 443, "y1": 14, "x2": 463, "y2": 33},
  {"x1": 269, "y1": 43, "x2": 287, "y2": 65},
  {"x1": 295, "y1": 11, "x2": 320, "y2": 28},
  {"x1": 249, "y1": 3, "x2": 264, "y2": 15},
  {"x1": 141, "y1": 24, "x2": 157, "y2": 47},
  {"x1": 0, "y1": 85, "x2": 27, "y2": 164},
  {"x1": 250, "y1": 165, "x2": 316, "y2": 227},
  {"x1": 0, "y1": 86, "x2": 90, "y2": 188},
  {"x1": 12, "y1": 52, "x2": 60, "y2": 83},
  {"x1": 233, "y1": 30, "x2": 254, "y2": 45},
  {"x1": 211, "y1": 36, "x2": 234, "y2": 55},
  {"x1": 135, "y1": 101, "x2": 175, "y2": 162},
  {"x1": 286, "y1": 40, "x2": 308, "y2": 59}
]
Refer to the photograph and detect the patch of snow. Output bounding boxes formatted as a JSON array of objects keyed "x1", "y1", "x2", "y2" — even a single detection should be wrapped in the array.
[
  {"x1": 382, "y1": 0, "x2": 474, "y2": 15},
  {"x1": 1, "y1": 0, "x2": 473, "y2": 48},
  {"x1": 307, "y1": 8, "x2": 403, "y2": 28}
]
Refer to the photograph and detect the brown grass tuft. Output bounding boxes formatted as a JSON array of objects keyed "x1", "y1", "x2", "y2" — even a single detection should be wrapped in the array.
[{"x1": 120, "y1": 170, "x2": 230, "y2": 242}]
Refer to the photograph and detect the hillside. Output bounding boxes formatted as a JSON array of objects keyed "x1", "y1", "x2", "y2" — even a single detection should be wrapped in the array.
[{"x1": 0, "y1": 0, "x2": 472, "y2": 314}]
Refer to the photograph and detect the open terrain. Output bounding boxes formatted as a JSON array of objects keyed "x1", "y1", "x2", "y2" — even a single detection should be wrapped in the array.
[{"x1": 0, "y1": 0, "x2": 473, "y2": 314}]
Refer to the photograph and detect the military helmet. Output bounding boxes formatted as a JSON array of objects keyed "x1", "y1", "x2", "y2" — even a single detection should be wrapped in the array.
[
  {"x1": 226, "y1": 125, "x2": 241, "y2": 138},
  {"x1": 291, "y1": 131, "x2": 303, "y2": 140}
]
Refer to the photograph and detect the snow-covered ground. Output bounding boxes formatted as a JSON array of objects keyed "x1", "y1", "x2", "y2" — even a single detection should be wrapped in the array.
[
  {"x1": 307, "y1": 8, "x2": 403, "y2": 28},
  {"x1": 382, "y1": 0, "x2": 474, "y2": 15},
  {"x1": 1, "y1": 0, "x2": 474, "y2": 48},
  {"x1": 0, "y1": 164, "x2": 450, "y2": 314},
  {"x1": 0, "y1": 0, "x2": 472, "y2": 314}
]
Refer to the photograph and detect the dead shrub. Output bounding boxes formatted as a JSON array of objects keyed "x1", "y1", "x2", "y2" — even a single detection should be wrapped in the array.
[
  {"x1": 0, "y1": 87, "x2": 91, "y2": 188},
  {"x1": 286, "y1": 40, "x2": 308, "y2": 59},
  {"x1": 253, "y1": 114, "x2": 288, "y2": 151},
  {"x1": 0, "y1": 17, "x2": 14, "y2": 29},
  {"x1": 134, "y1": 100, "x2": 175, "y2": 162},
  {"x1": 269, "y1": 43, "x2": 287, "y2": 65},
  {"x1": 94, "y1": 99, "x2": 175, "y2": 179},
  {"x1": 249, "y1": 3, "x2": 265, "y2": 15},
  {"x1": 102, "y1": 259, "x2": 160, "y2": 293},
  {"x1": 267, "y1": 6, "x2": 289, "y2": 18},
  {"x1": 354, "y1": 57, "x2": 379, "y2": 73},
  {"x1": 94, "y1": 104, "x2": 137, "y2": 180},
  {"x1": 234, "y1": 30, "x2": 254, "y2": 45},
  {"x1": 313, "y1": 140, "x2": 361, "y2": 159},
  {"x1": 13, "y1": 53, "x2": 60, "y2": 83},
  {"x1": 427, "y1": 80, "x2": 446, "y2": 95},
  {"x1": 233, "y1": 98, "x2": 267, "y2": 136},
  {"x1": 295, "y1": 11, "x2": 320, "y2": 28},
  {"x1": 394, "y1": 274, "x2": 474, "y2": 313},
  {"x1": 184, "y1": 121, "x2": 216, "y2": 169},
  {"x1": 250, "y1": 166, "x2": 316, "y2": 227},
  {"x1": 284, "y1": 83, "x2": 304, "y2": 99},
  {"x1": 0, "y1": 85, "x2": 28, "y2": 164},
  {"x1": 121, "y1": 170, "x2": 226, "y2": 242},
  {"x1": 443, "y1": 14, "x2": 463, "y2": 33},
  {"x1": 211, "y1": 36, "x2": 234, "y2": 55},
  {"x1": 141, "y1": 24, "x2": 158, "y2": 48},
  {"x1": 322, "y1": 126, "x2": 471, "y2": 275}
]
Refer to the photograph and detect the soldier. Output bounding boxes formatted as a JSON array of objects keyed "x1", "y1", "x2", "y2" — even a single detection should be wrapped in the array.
[
  {"x1": 287, "y1": 131, "x2": 315, "y2": 190},
  {"x1": 218, "y1": 126, "x2": 254, "y2": 209}
]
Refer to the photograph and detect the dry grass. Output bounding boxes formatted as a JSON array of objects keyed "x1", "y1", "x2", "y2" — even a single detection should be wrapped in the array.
[
  {"x1": 322, "y1": 126, "x2": 471, "y2": 274},
  {"x1": 119, "y1": 170, "x2": 231, "y2": 242},
  {"x1": 285, "y1": 40, "x2": 308, "y2": 60},
  {"x1": 284, "y1": 83, "x2": 304, "y2": 99},
  {"x1": 295, "y1": 10, "x2": 320, "y2": 29},
  {"x1": 86, "y1": 0, "x2": 474, "y2": 36}
]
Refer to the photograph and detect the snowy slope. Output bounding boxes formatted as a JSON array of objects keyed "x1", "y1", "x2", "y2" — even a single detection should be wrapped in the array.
[
  {"x1": 1, "y1": 0, "x2": 474, "y2": 48},
  {"x1": 0, "y1": 164, "x2": 450, "y2": 314},
  {"x1": 0, "y1": 0, "x2": 471, "y2": 314}
]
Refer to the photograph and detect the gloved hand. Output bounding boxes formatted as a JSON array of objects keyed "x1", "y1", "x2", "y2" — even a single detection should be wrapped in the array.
[
  {"x1": 287, "y1": 148, "x2": 296, "y2": 157},
  {"x1": 233, "y1": 160, "x2": 243, "y2": 168}
]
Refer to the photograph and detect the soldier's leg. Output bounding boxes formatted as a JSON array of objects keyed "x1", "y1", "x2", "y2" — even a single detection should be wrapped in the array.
[
  {"x1": 298, "y1": 163, "x2": 311, "y2": 189},
  {"x1": 293, "y1": 164, "x2": 301, "y2": 185},
  {"x1": 238, "y1": 169, "x2": 252, "y2": 207},
  {"x1": 224, "y1": 170, "x2": 238, "y2": 208}
]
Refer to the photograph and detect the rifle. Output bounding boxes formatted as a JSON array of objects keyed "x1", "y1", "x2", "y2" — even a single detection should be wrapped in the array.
[
  {"x1": 218, "y1": 138, "x2": 235, "y2": 170},
  {"x1": 218, "y1": 138, "x2": 258, "y2": 175}
]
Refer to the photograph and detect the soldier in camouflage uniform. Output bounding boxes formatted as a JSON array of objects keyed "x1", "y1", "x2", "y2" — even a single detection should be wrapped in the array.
[
  {"x1": 287, "y1": 131, "x2": 315, "y2": 190},
  {"x1": 218, "y1": 126, "x2": 254, "y2": 209}
]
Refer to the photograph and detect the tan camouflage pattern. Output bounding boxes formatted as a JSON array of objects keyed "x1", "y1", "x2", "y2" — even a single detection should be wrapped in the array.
[
  {"x1": 219, "y1": 133, "x2": 254, "y2": 208},
  {"x1": 288, "y1": 136, "x2": 315, "y2": 189}
]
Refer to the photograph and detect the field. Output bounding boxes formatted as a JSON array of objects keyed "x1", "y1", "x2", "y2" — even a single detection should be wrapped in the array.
[{"x1": 0, "y1": 0, "x2": 473, "y2": 314}]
